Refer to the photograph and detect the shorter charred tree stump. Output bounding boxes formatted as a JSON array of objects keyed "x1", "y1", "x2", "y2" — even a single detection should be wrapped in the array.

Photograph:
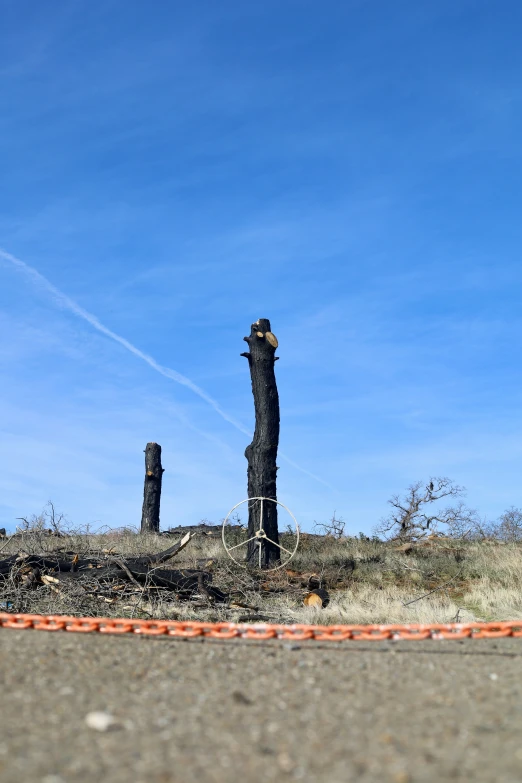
[
  {"x1": 141, "y1": 442, "x2": 164, "y2": 533},
  {"x1": 241, "y1": 319, "x2": 281, "y2": 568}
]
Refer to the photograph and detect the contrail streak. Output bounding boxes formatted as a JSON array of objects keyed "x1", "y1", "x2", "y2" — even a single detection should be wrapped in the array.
[
  {"x1": 278, "y1": 454, "x2": 333, "y2": 490},
  {"x1": 0, "y1": 248, "x2": 249, "y2": 434},
  {"x1": 0, "y1": 247, "x2": 333, "y2": 489}
]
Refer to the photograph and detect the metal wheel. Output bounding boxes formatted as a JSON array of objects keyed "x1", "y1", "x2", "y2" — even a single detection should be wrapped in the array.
[{"x1": 222, "y1": 497, "x2": 300, "y2": 570}]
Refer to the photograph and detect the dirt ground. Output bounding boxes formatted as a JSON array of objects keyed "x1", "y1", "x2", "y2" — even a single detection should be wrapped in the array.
[{"x1": 1, "y1": 629, "x2": 521, "y2": 783}]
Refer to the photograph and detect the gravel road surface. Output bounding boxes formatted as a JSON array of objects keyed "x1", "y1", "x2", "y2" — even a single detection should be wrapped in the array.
[{"x1": 1, "y1": 629, "x2": 521, "y2": 783}]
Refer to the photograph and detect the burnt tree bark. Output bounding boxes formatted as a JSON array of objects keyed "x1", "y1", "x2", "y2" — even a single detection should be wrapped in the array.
[
  {"x1": 141, "y1": 442, "x2": 164, "y2": 533},
  {"x1": 241, "y1": 318, "x2": 280, "y2": 567}
]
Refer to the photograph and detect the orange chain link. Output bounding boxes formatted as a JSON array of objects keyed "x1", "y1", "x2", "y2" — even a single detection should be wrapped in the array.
[{"x1": 1, "y1": 612, "x2": 522, "y2": 641}]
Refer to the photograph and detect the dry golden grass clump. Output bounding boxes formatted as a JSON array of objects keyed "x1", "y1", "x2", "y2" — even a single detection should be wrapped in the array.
[{"x1": 1, "y1": 525, "x2": 521, "y2": 626}]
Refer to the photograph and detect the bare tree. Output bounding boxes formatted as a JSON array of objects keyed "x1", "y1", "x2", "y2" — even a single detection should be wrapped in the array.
[
  {"x1": 375, "y1": 477, "x2": 479, "y2": 542},
  {"x1": 490, "y1": 507, "x2": 522, "y2": 542},
  {"x1": 313, "y1": 512, "x2": 346, "y2": 539},
  {"x1": 16, "y1": 501, "x2": 67, "y2": 535}
]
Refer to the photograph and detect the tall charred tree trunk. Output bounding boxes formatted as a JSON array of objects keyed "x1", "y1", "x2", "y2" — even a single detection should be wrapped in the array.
[
  {"x1": 241, "y1": 319, "x2": 280, "y2": 567},
  {"x1": 141, "y1": 442, "x2": 164, "y2": 533}
]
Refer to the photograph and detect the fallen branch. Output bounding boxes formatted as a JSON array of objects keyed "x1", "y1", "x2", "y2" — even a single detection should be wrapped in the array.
[
  {"x1": 106, "y1": 557, "x2": 144, "y2": 590},
  {"x1": 0, "y1": 532, "x2": 228, "y2": 604},
  {"x1": 145, "y1": 531, "x2": 196, "y2": 565},
  {"x1": 402, "y1": 569, "x2": 463, "y2": 607}
]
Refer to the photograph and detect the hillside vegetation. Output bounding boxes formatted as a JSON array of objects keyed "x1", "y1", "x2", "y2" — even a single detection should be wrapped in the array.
[{"x1": 2, "y1": 524, "x2": 521, "y2": 626}]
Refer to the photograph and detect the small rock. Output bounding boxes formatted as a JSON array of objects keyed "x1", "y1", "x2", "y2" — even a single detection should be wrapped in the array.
[
  {"x1": 232, "y1": 690, "x2": 253, "y2": 706},
  {"x1": 85, "y1": 711, "x2": 117, "y2": 732},
  {"x1": 277, "y1": 751, "x2": 295, "y2": 772},
  {"x1": 489, "y1": 673, "x2": 498, "y2": 681},
  {"x1": 392, "y1": 773, "x2": 410, "y2": 783}
]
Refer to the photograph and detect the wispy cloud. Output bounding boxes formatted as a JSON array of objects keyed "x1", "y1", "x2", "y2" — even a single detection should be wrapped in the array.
[
  {"x1": 0, "y1": 247, "x2": 333, "y2": 490},
  {"x1": 0, "y1": 247, "x2": 250, "y2": 433}
]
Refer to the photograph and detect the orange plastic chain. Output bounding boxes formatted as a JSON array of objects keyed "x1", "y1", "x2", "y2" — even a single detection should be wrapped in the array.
[{"x1": 1, "y1": 612, "x2": 522, "y2": 641}]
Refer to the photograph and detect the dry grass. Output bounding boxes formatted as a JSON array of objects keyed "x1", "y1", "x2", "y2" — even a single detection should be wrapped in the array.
[{"x1": 1, "y1": 527, "x2": 522, "y2": 625}]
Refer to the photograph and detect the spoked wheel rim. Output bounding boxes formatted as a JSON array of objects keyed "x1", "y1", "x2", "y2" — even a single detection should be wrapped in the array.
[{"x1": 222, "y1": 497, "x2": 300, "y2": 570}]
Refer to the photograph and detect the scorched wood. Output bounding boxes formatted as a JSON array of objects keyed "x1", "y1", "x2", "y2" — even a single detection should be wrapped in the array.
[{"x1": 241, "y1": 318, "x2": 281, "y2": 567}]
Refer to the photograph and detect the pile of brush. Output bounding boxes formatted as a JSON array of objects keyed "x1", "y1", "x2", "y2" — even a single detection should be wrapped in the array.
[{"x1": 0, "y1": 533, "x2": 228, "y2": 608}]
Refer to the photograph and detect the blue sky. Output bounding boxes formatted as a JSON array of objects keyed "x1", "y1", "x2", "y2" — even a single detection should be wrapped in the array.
[{"x1": 1, "y1": 0, "x2": 522, "y2": 534}]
